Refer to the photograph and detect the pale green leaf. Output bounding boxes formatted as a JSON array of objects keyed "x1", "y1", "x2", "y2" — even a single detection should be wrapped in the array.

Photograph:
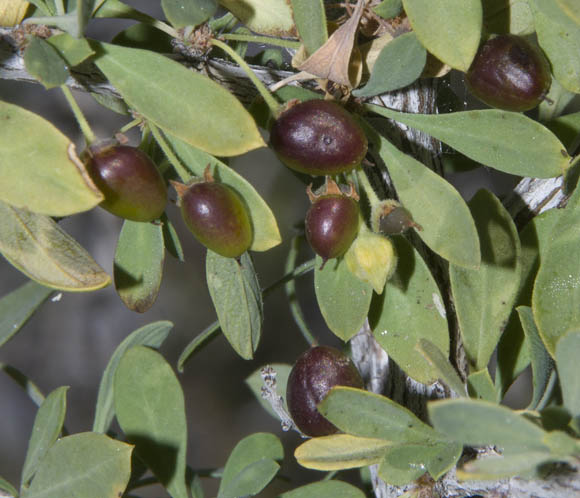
[
  {"x1": 114, "y1": 220, "x2": 164, "y2": 313},
  {"x1": 314, "y1": 256, "x2": 373, "y2": 341},
  {"x1": 556, "y1": 330, "x2": 580, "y2": 418},
  {"x1": 23, "y1": 36, "x2": 68, "y2": 88},
  {"x1": 365, "y1": 121, "x2": 480, "y2": 268},
  {"x1": 219, "y1": 0, "x2": 295, "y2": 36},
  {"x1": 373, "y1": 0, "x2": 402, "y2": 20},
  {"x1": 353, "y1": 32, "x2": 426, "y2": 97},
  {"x1": 457, "y1": 452, "x2": 553, "y2": 480},
  {"x1": 366, "y1": 105, "x2": 570, "y2": 178},
  {"x1": 415, "y1": 339, "x2": 467, "y2": 397},
  {"x1": 245, "y1": 363, "x2": 291, "y2": 419},
  {"x1": 0, "y1": 476, "x2": 17, "y2": 497},
  {"x1": 21, "y1": 386, "x2": 68, "y2": 486},
  {"x1": 482, "y1": 0, "x2": 534, "y2": 35},
  {"x1": 0, "y1": 101, "x2": 103, "y2": 216},
  {"x1": 177, "y1": 321, "x2": 220, "y2": 372},
  {"x1": 429, "y1": 399, "x2": 549, "y2": 454},
  {"x1": 206, "y1": 251, "x2": 262, "y2": 359},
  {"x1": 22, "y1": 433, "x2": 132, "y2": 498},
  {"x1": 93, "y1": 321, "x2": 173, "y2": 434},
  {"x1": 162, "y1": 0, "x2": 217, "y2": 28},
  {"x1": 0, "y1": 202, "x2": 111, "y2": 292},
  {"x1": 546, "y1": 111, "x2": 580, "y2": 151},
  {"x1": 450, "y1": 190, "x2": 521, "y2": 371},
  {"x1": 295, "y1": 434, "x2": 392, "y2": 471},
  {"x1": 543, "y1": 430, "x2": 579, "y2": 458},
  {"x1": 280, "y1": 480, "x2": 366, "y2": 498},
  {"x1": 402, "y1": 0, "x2": 482, "y2": 71},
  {"x1": 94, "y1": 42, "x2": 265, "y2": 157},
  {"x1": 532, "y1": 186, "x2": 580, "y2": 356},
  {"x1": 161, "y1": 213, "x2": 184, "y2": 261},
  {"x1": 114, "y1": 346, "x2": 188, "y2": 498},
  {"x1": 290, "y1": 0, "x2": 327, "y2": 56},
  {"x1": 218, "y1": 433, "x2": 283, "y2": 498},
  {"x1": 0, "y1": 363, "x2": 45, "y2": 408},
  {"x1": 47, "y1": 32, "x2": 95, "y2": 66},
  {"x1": 370, "y1": 236, "x2": 449, "y2": 384},
  {"x1": 467, "y1": 369, "x2": 497, "y2": 402},
  {"x1": 0, "y1": 281, "x2": 53, "y2": 349},
  {"x1": 319, "y1": 387, "x2": 438, "y2": 443},
  {"x1": 163, "y1": 132, "x2": 281, "y2": 251}
]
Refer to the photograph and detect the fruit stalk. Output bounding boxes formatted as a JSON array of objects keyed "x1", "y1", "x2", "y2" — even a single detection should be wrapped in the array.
[{"x1": 60, "y1": 85, "x2": 96, "y2": 145}]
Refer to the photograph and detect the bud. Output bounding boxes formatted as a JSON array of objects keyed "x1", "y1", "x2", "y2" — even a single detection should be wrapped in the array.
[{"x1": 372, "y1": 199, "x2": 422, "y2": 235}]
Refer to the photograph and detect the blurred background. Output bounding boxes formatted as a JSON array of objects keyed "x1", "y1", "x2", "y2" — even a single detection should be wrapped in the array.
[{"x1": 0, "y1": 1, "x2": 556, "y2": 496}]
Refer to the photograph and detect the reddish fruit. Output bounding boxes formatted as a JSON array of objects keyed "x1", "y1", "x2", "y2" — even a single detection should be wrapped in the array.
[
  {"x1": 305, "y1": 180, "x2": 360, "y2": 268},
  {"x1": 466, "y1": 34, "x2": 551, "y2": 112},
  {"x1": 286, "y1": 345, "x2": 364, "y2": 437},
  {"x1": 270, "y1": 99, "x2": 368, "y2": 176},
  {"x1": 174, "y1": 168, "x2": 252, "y2": 258},
  {"x1": 84, "y1": 142, "x2": 167, "y2": 222}
]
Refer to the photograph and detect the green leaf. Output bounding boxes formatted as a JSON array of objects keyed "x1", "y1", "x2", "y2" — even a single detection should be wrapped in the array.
[
  {"x1": 162, "y1": 0, "x2": 217, "y2": 28},
  {"x1": 114, "y1": 346, "x2": 188, "y2": 498},
  {"x1": 93, "y1": 321, "x2": 173, "y2": 434},
  {"x1": 530, "y1": 1, "x2": 580, "y2": 94},
  {"x1": 0, "y1": 202, "x2": 111, "y2": 292},
  {"x1": 47, "y1": 32, "x2": 95, "y2": 66},
  {"x1": 280, "y1": 480, "x2": 366, "y2": 498},
  {"x1": 429, "y1": 399, "x2": 549, "y2": 453},
  {"x1": 0, "y1": 281, "x2": 53, "y2": 349},
  {"x1": 93, "y1": 42, "x2": 265, "y2": 156},
  {"x1": 366, "y1": 105, "x2": 570, "y2": 178},
  {"x1": 556, "y1": 330, "x2": 580, "y2": 419},
  {"x1": 402, "y1": 0, "x2": 482, "y2": 71},
  {"x1": 245, "y1": 363, "x2": 291, "y2": 419},
  {"x1": 373, "y1": 0, "x2": 403, "y2": 19},
  {"x1": 114, "y1": 219, "x2": 164, "y2": 313},
  {"x1": 467, "y1": 369, "x2": 497, "y2": 402},
  {"x1": 0, "y1": 101, "x2": 103, "y2": 216},
  {"x1": 112, "y1": 22, "x2": 174, "y2": 52},
  {"x1": 0, "y1": 363, "x2": 45, "y2": 408},
  {"x1": 219, "y1": 0, "x2": 295, "y2": 36},
  {"x1": 450, "y1": 190, "x2": 521, "y2": 370},
  {"x1": 177, "y1": 321, "x2": 220, "y2": 372},
  {"x1": 482, "y1": 0, "x2": 534, "y2": 35},
  {"x1": 517, "y1": 306, "x2": 555, "y2": 410},
  {"x1": 532, "y1": 186, "x2": 580, "y2": 356},
  {"x1": 0, "y1": 476, "x2": 18, "y2": 497},
  {"x1": 353, "y1": 32, "x2": 426, "y2": 97},
  {"x1": 90, "y1": 91, "x2": 130, "y2": 115},
  {"x1": 23, "y1": 36, "x2": 69, "y2": 88},
  {"x1": 370, "y1": 236, "x2": 449, "y2": 384},
  {"x1": 294, "y1": 434, "x2": 392, "y2": 471},
  {"x1": 546, "y1": 111, "x2": 580, "y2": 151},
  {"x1": 21, "y1": 386, "x2": 68, "y2": 487},
  {"x1": 314, "y1": 257, "x2": 373, "y2": 341},
  {"x1": 22, "y1": 433, "x2": 132, "y2": 498},
  {"x1": 319, "y1": 387, "x2": 438, "y2": 443},
  {"x1": 290, "y1": 0, "x2": 327, "y2": 56},
  {"x1": 543, "y1": 430, "x2": 579, "y2": 458},
  {"x1": 457, "y1": 452, "x2": 553, "y2": 480},
  {"x1": 365, "y1": 121, "x2": 480, "y2": 268},
  {"x1": 163, "y1": 132, "x2": 281, "y2": 251},
  {"x1": 161, "y1": 213, "x2": 184, "y2": 262},
  {"x1": 415, "y1": 339, "x2": 467, "y2": 397},
  {"x1": 218, "y1": 433, "x2": 283, "y2": 498},
  {"x1": 206, "y1": 251, "x2": 262, "y2": 359}
]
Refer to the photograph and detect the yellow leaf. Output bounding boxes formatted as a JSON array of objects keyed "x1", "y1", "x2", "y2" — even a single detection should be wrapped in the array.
[{"x1": 0, "y1": 0, "x2": 29, "y2": 26}]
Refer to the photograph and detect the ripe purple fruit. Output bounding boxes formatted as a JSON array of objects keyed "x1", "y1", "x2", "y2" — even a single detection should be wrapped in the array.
[
  {"x1": 83, "y1": 141, "x2": 167, "y2": 222},
  {"x1": 286, "y1": 345, "x2": 364, "y2": 437},
  {"x1": 305, "y1": 179, "x2": 360, "y2": 268},
  {"x1": 270, "y1": 99, "x2": 368, "y2": 176},
  {"x1": 466, "y1": 34, "x2": 551, "y2": 112},
  {"x1": 174, "y1": 167, "x2": 252, "y2": 258}
]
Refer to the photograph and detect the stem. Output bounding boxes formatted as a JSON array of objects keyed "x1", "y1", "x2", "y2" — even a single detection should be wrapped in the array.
[
  {"x1": 149, "y1": 124, "x2": 191, "y2": 183},
  {"x1": 149, "y1": 19, "x2": 179, "y2": 38},
  {"x1": 60, "y1": 86, "x2": 96, "y2": 145},
  {"x1": 177, "y1": 321, "x2": 221, "y2": 372},
  {"x1": 55, "y1": 0, "x2": 65, "y2": 15},
  {"x1": 221, "y1": 33, "x2": 301, "y2": 50},
  {"x1": 210, "y1": 38, "x2": 282, "y2": 117},
  {"x1": 118, "y1": 118, "x2": 142, "y2": 135},
  {"x1": 356, "y1": 168, "x2": 380, "y2": 207},
  {"x1": 262, "y1": 258, "x2": 316, "y2": 297}
]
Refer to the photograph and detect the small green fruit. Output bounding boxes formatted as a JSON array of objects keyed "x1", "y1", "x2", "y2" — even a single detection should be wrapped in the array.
[
  {"x1": 84, "y1": 141, "x2": 167, "y2": 222},
  {"x1": 175, "y1": 168, "x2": 252, "y2": 258},
  {"x1": 270, "y1": 99, "x2": 368, "y2": 176}
]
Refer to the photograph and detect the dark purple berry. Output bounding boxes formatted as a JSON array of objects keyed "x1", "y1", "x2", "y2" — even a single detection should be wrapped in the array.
[
  {"x1": 270, "y1": 99, "x2": 368, "y2": 176},
  {"x1": 466, "y1": 34, "x2": 551, "y2": 112},
  {"x1": 305, "y1": 180, "x2": 360, "y2": 268},
  {"x1": 175, "y1": 169, "x2": 252, "y2": 258},
  {"x1": 84, "y1": 142, "x2": 167, "y2": 222},
  {"x1": 286, "y1": 345, "x2": 364, "y2": 437}
]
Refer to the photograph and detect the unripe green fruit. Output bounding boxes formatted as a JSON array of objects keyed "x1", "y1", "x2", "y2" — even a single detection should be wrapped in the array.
[
  {"x1": 466, "y1": 34, "x2": 551, "y2": 112},
  {"x1": 176, "y1": 175, "x2": 252, "y2": 258},
  {"x1": 270, "y1": 99, "x2": 368, "y2": 176},
  {"x1": 286, "y1": 345, "x2": 364, "y2": 437},
  {"x1": 84, "y1": 142, "x2": 167, "y2": 222}
]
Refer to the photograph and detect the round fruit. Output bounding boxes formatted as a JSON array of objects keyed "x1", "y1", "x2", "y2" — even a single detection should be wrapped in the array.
[
  {"x1": 305, "y1": 180, "x2": 360, "y2": 268},
  {"x1": 466, "y1": 34, "x2": 551, "y2": 112},
  {"x1": 84, "y1": 142, "x2": 167, "y2": 222},
  {"x1": 175, "y1": 172, "x2": 252, "y2": 258},
  {"x1": 286, "y1": 345, "x2": 364, "y2": 437},
  {"x1": 270, "y1": 99, "x2": 368, "y2": 176}
]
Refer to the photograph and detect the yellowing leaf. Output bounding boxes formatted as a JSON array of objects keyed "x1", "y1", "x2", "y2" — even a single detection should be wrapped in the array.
[
  {"x1": 219, "y1": 0, "x2": 295, "y2": 36},
  {"x1": 0, "y1": 0, "x2": 29, "y2": 26}
]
